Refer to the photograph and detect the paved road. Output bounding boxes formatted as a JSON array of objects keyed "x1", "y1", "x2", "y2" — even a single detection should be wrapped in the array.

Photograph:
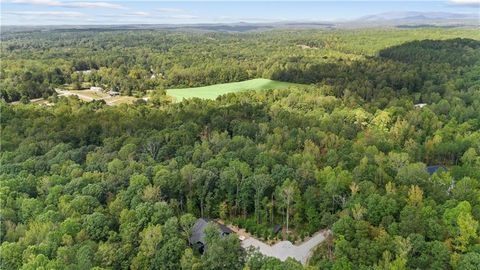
[
  {"x1": 10, "y1": 97, "x2": 45, "y2": 105},
  {"x1": 56, "y1": 89, "x2": 118, "y2": 105},
  {"x1": 9, "y1": 90, "x2": 95, "y2": 105},
  {"x1": 56, "y1": 89, "x2": 96, "y2": 102},
  {"x1": 241, "y1": 230, "x2": 331, "y2": 264}
]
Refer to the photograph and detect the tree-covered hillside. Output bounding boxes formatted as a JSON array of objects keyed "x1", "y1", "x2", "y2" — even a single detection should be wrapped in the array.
[
  {"x1": 1, "y1": 28, "x2": 479, "y2": 102},
  {"x1": 1, "y1": 29, "x2": 480, "y2": 270}
]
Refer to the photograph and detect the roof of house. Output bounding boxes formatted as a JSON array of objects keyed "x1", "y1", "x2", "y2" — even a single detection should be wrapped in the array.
[
  {"x1": 189, "y1": 218, "x2": 232, "y2": 245},
  {"x1": 427, "y1": 165, "x2": 447, "y2": 175}
]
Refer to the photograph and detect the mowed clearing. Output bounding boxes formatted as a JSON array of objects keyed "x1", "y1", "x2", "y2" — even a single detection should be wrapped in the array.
[
  {"x1": 55, "y1": 89, "x2": 140, "y2": 105},
  {"x1": 166, "y1": 78, "x2": 303, "y2": 100}
]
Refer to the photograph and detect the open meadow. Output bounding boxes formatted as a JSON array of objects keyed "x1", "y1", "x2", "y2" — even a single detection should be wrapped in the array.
[{"x1": 166, "y1": 78, "x2": 304, "y2": 100}]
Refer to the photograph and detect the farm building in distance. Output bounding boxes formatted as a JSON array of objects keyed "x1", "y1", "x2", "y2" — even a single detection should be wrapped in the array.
[
  {"x1": 107, "y1": 90, "x2": 120, "y2": 96},
  {"x1": 76, "y1": 69, "x2": 92, "y2": 74},
  {"x1": 90, "y1": 86, "x2": 103, "y2": 91},
  {"x1": 414, "y1": 103, "x2": 427, "y2": 108}
]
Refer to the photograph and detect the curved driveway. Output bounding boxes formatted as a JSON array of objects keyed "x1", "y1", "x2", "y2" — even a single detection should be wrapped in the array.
[{"x1": 241, "y1": 230, "x2": 331, "y2": 264}]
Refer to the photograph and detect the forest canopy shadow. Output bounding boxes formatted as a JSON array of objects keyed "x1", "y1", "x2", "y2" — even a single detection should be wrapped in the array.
[{"x1": 270, "y1": 38, "x2": 480, "y2": 102}]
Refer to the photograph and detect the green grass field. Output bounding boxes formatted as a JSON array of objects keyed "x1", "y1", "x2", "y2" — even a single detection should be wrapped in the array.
[{"x1": 166, "y1": 78, "x2": 303, "y2": 100}]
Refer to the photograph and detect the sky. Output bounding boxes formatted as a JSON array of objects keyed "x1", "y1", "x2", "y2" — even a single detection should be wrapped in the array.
[{"x1": 1, "y1": 0, "x2": 479, "y2": 25}]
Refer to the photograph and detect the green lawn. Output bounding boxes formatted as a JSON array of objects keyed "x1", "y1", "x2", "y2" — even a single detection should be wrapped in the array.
[{"x1": 166, "y1": 78, "x2": 304, "y2": 100}]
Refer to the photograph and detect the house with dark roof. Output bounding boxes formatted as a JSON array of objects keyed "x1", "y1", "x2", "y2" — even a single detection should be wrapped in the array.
[
  {"x1": 426, "y1": 165, "x2": 448, "y2": 176},
  {"x1": 189, "y1": 218, "x2": 232, "y2": 254}
]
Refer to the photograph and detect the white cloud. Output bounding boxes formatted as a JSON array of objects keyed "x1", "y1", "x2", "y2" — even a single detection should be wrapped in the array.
[
  {"x1": 10, "y1": 0, "x2": 124, "y2": 9},
  {"x1": 69, "y1": 2, "x2": 123, "y2": 9},
  {"x1": 7, "y1": 10, "x2": 85, "y2": 17},
  {"x1": 449, "y1": 0, "x2": 480, "y2": 6},
  {"x1": 157, "y1": 8, "x2": 184, "y2": 13},
  {"x1": 11, "y1": 0, "x2": 61, "y2": 5},
  {"x1": 130, "y1": 11, "x2": 150, "y2": 17},
  {"x1": 170, "y1": 14, "x2": 198, "y2": 20}
]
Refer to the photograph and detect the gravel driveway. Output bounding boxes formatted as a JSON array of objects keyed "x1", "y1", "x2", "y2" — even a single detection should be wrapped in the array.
[{"x1": 241, "y1": 230, "x2": 331, "y2": 264}]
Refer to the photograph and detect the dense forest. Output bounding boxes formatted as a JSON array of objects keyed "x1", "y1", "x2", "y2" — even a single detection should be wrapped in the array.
[
  {"x1": 1, "y1": 28, "x2": 479, "y2": 102},
  {"x1": 1, "y1": 28, "x2": 480, "y2": 269}
]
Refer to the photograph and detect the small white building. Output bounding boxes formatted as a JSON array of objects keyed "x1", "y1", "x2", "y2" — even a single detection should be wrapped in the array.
[
  {"x1": 108, "y1": 90, "x2": 120, "y2": 96},
  {"x1": 414, "y1": 103, "x2": 427, "y2": 108},
  {"x1": 90, "y1": 86, "x2": 103, "y2": 92},
  {"x1": 76, "y1": 70, "x2": 92, "y2": 74}
]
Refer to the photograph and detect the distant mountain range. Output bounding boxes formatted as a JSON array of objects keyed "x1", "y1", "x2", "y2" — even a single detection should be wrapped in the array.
[
  {"x1": 2, "y1": 11, "x2": 478, "y2": 33},
  {"x1": 357, "y1": 11, "x2": 479, "y2": 22},
  {"x1": 341, "y1": 11, "x2": 479, "y2": 28}
]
